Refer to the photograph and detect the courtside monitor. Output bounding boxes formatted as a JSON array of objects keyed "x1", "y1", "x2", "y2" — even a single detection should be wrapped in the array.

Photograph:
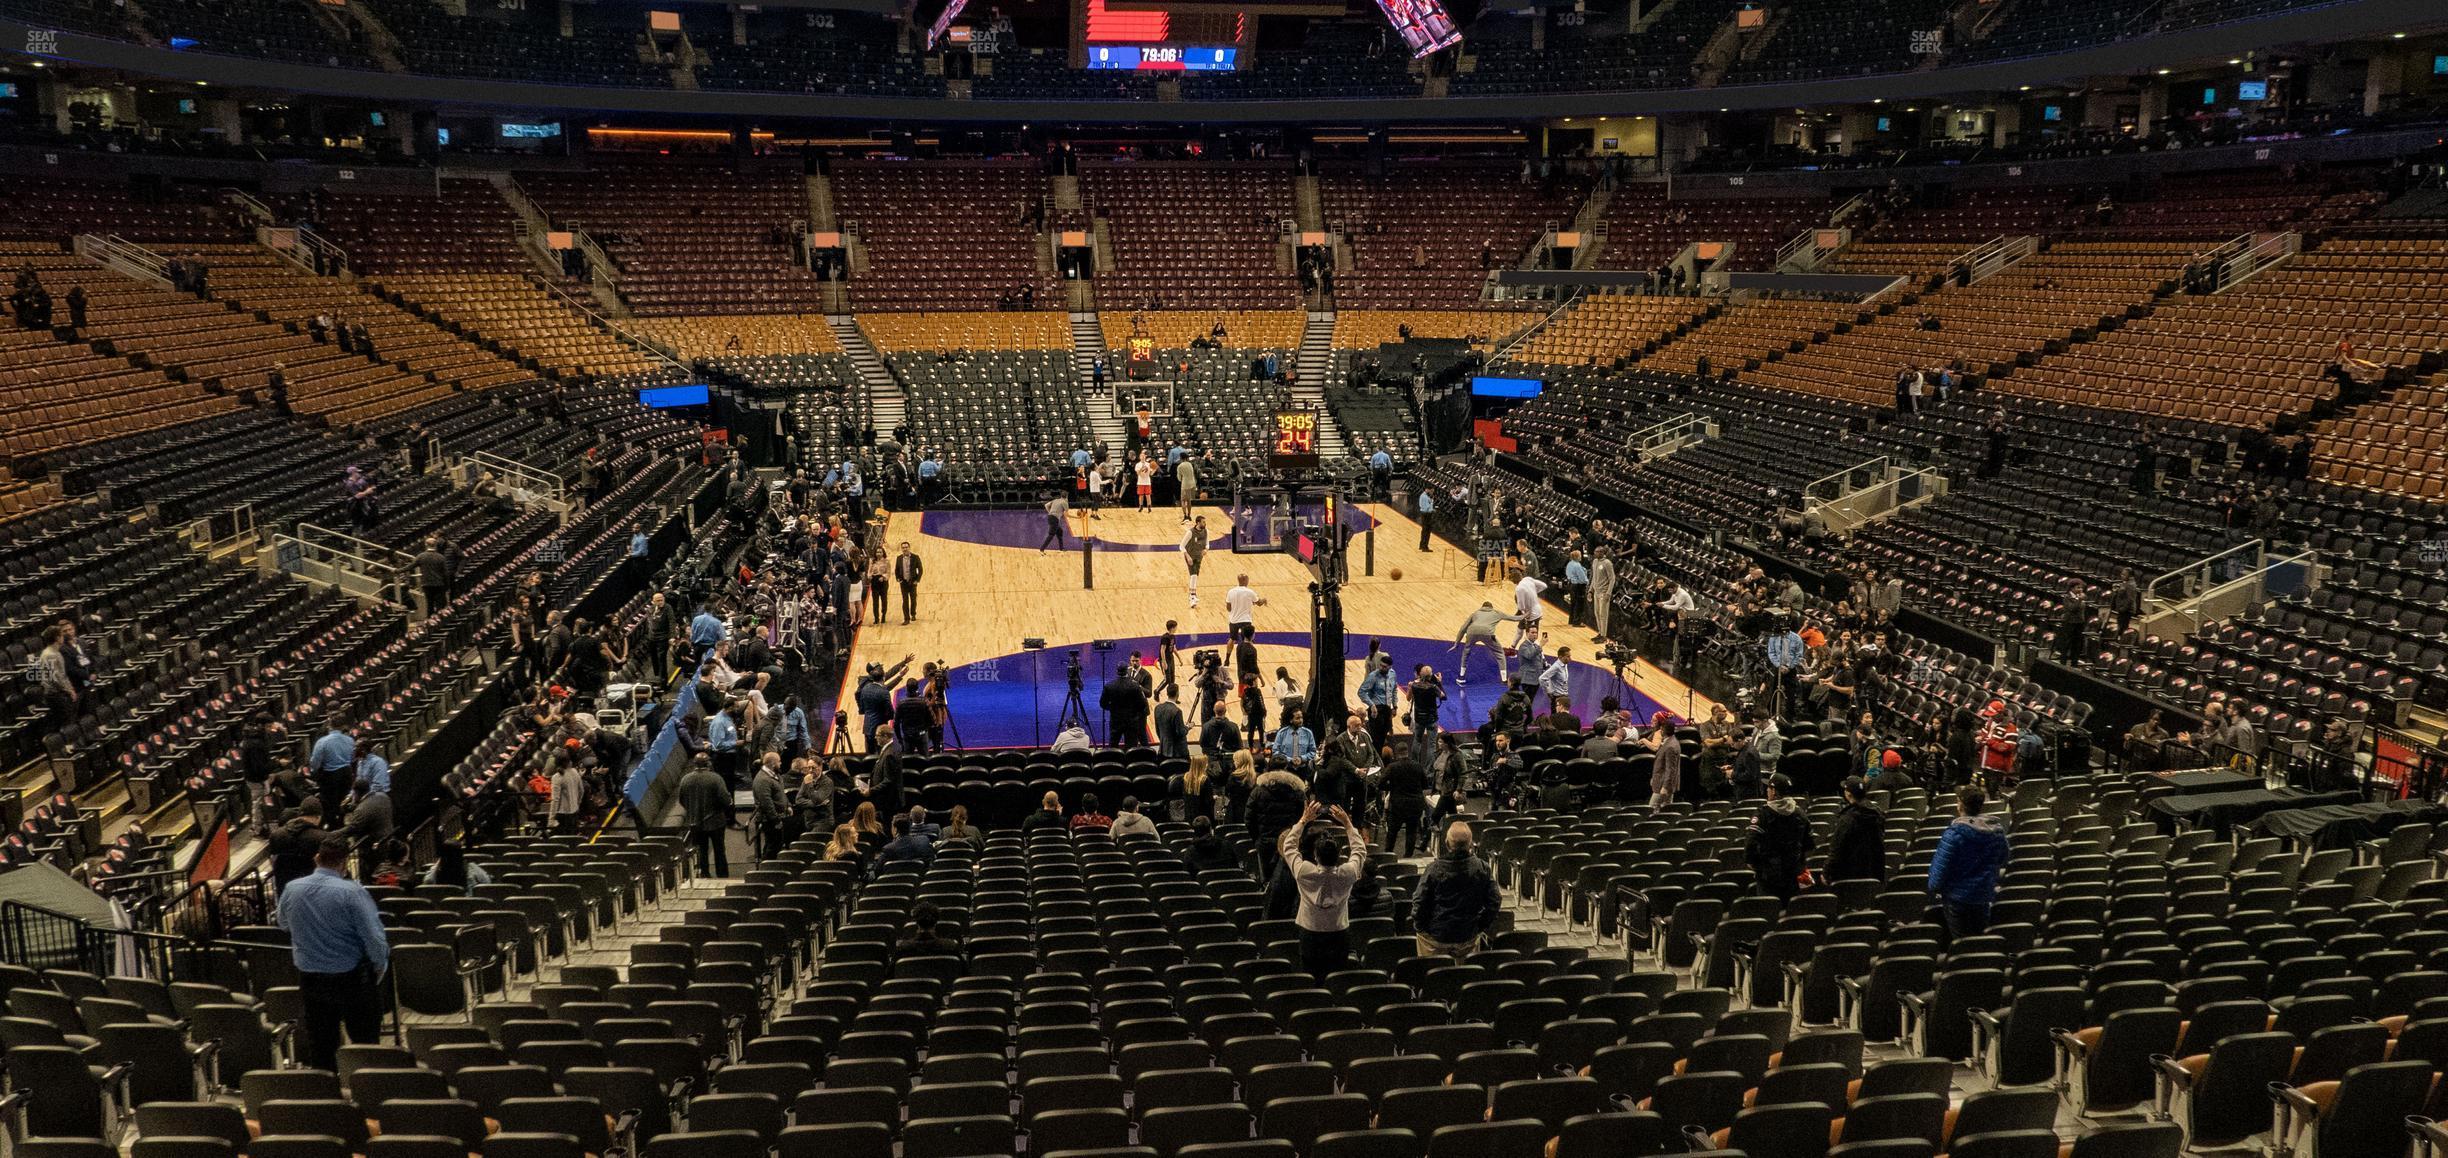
[
  {"x1": 1470, "y1": 375, "x2": 1544, "y2": 399},
  {"x1": 639, "y1": 383, "x2": 711, "y2": 409}
]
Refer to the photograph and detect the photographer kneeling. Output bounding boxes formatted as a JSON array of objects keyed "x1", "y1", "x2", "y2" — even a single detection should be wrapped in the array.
[{"x1": 1280, "y1": 799, "x2": 1369, "y2": 978}]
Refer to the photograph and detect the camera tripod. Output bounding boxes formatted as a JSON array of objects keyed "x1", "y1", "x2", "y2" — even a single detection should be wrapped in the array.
[{"x1": 1056, "y1": 676, "x2": 1091, "y2": 734}]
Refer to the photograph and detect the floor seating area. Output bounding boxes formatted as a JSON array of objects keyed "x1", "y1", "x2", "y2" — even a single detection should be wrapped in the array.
[
  {"x1": 519, "y1": 167, "x2": 828, "y2": 316},
  {"x1": 832, "y1": 160, "x2": 1057, "y2": 313},
  {"x1": 1083, "y1": 162, "x2": 1297, "y2": 310},
  {"x1": 895, "y1": 349, "x2": 1086, "y2": 485},
  {"x1": 1319, "y1": 161, "x2": 1584, "y2": 308}
]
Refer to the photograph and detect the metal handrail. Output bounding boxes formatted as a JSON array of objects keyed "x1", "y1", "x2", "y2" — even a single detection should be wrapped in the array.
[
  {"x1": 2142, "y1": 538, "x2": 2268, "y2": 606},
  {"x1": 1805, "y1": 455, "x2": 1890, "y2": 501},
  {"x1": 529, "y1": 274, "x2": 687, "y2": 374},
  {"x1": 465, "y1": 449, "x2": 567, "y2": 502},
  {"x1": 1491, "y1": 288, "x2": 1584, "y2": 363},
  {"x1": 73, "y1": 232, "x2": 172, "y2": 287}
]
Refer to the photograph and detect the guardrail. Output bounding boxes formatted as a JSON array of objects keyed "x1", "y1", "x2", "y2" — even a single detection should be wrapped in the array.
[
  {"x1": 221, "y1": 188, "x2": 276, "y2": 226},
  {"x1": 179, "y1": 501, "x2": 254, "y2": 551},
  {"x1": 2137, "y1": 540, "x2": 2317, "y2": 641},
  {"x1": 1956, "y1": 234, "x2": 2038, "y2": 284},
  {"x1": 1814, "y1": 464, "x2": 1947, "y2": 535},
  {"x1": 1627, "y1": 412, "x2": 1716, "y2": 461},
  {"x1": 2214, "y1": 231, "x2": 2300, "y2": 293},
  {"x1": 73, "y1": 232, "x2": 172, "y2": 288},
  {"x1": 1488, "y1": 288, "x2": 1584, "y2": 358},
  {"x1": 1803, "y1": 455, "x2": 1891, "y2": 503},
  {"x1": 271, "y1": 522, "x2": 410, "y2": 604},
  {"x1": 529, "y1": 274, "x2": 687, "y2": 374},
  {"x1": 460, "y1": 449, "x2": 569, "y2": 510}
]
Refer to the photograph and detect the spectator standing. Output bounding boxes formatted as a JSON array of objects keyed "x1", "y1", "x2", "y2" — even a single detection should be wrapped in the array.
[
  {"x1": 1413, "y1": 820, "x2": 1499, "y2": 958},
  {"x1": 1822, "y1": 777, "x2": 1887, "y2": 883},
  {"x1": 1377, "y1": 742, "x2": 1429, "y2": 857},
  {"x1": 752, "y1": 754, "x2": 789, "y2": 859},
  {"x1": 278, "y1": 836, "x2": 391, "y2": 1072},
  {"x1": 678, "y1": 753, "x2": 732, "y2": 878},
  {"x1": 1645, "y1": 711, "x2": 1683, "y2": 809},
  {"x1": 267, "y1": 800, "x2": 331, "y2": 893},
  {"x1": 306, "y1": 716, "x2": 358, "y2": 819},
  {"x1": 1927, "y1": 786, "x2": 2011, "y2": 941},
  {"x1": 1280, "y1": 801, "x2": 1368, "y2": 977},
  {"x1": 1744, "y1": 775, "x2": 1813, "y2": 901}
]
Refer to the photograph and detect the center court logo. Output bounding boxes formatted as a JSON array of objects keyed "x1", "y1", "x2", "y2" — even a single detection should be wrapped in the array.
[{"x1": 25, "y1": 29, "x2": 59, "y2": 55}]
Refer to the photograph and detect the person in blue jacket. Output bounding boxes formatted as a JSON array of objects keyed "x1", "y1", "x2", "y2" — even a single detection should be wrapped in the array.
[{"x1": 1927, "y1": 785, "x2": 2011, "y2": 941}]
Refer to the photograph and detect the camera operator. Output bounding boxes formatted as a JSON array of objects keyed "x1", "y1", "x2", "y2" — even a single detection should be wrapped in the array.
[
  {"x1": 1280, "y1": 800, "x2": 1369, "y2": 978},
  {"x1": 1190, "y1": 648, "x2": 1230, "y2": 725}
]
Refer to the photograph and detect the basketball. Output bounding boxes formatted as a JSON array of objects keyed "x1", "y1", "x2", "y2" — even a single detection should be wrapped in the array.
[{"x1": 1389, "y1": 568, "x2": 1403, "y2": 581}]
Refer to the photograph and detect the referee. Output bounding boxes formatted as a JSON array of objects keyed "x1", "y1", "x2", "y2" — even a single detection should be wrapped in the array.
[{"x1": 277, "y1": 835, "x2": 392, "y2": 1072}]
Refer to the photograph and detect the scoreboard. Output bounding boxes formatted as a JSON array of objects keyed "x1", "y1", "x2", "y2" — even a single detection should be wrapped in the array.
[{"x1": 1271, "y1": 409, "x2": 1319, "y2": 470}]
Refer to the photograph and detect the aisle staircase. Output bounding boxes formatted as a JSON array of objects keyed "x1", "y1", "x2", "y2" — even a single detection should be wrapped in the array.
[
  {"x1": 1071, "y1": 311, "x2": 1127, "y2": 453},
  {"x1": 1292, "y1": 311, "x2": 1348, "y2": 459},
  {"x1": 828, "y1": 316, "x2": 905, "y2": 435}
]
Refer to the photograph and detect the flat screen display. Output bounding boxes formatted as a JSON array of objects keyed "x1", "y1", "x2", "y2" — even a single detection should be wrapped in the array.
[
  {"x1": 2236, "y1": 80, "x2": 2268, "y2": 101},
  {"x1": 639, "y1": 384, "x2": 711, "y2": 408},
  {"x1": 501, "y1": 121, "x2": 563, "y2": 139},
  {"x1": 1084, "y1": 45, "x2": 1239, "y2": 70},
  {"x1": 1470, "y1": 375, "x2": 1543, "y2": 399},
  {"x1": 2041, "y1": 105, "x2": 2061, "y2": 122},
  {"x1": 1371, "y1": 0, "x2": 1461, "y2": 57}
]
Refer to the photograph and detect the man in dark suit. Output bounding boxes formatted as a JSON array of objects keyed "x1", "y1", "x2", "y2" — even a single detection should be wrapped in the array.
[
  {"x1": 894, "y1": 542, "x2": 925, "y2": 624},
  {"x1": 1152, "y1": 686, "x2": 1190, "y2": 759},
  {"x1": 1101, "y1": 668, "x2": 1151, "y2": 749},
  {"x1": 869, "y1": 722, "x2": 905, "y2": 818}
]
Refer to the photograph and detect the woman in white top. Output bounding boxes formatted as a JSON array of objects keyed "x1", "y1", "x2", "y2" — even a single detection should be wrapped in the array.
[{"x1": 1272, "y1": 667, "x2": 1302, "y2": 718}]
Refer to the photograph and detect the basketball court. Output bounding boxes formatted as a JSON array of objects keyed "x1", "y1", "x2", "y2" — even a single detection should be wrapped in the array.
[{"x1": 827, "y1": 500, "x2": 1717, "y2": 749}]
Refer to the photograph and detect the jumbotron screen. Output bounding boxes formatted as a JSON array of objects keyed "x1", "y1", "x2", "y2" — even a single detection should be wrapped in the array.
[{"x1": 1085, "y1": 45, "x2": 1239, "y2": 70}]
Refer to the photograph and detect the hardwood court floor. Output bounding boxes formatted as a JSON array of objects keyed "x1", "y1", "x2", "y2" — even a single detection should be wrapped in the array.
[{"x1": 828, "y1": 501, "x2": 1716, "y2": 750}]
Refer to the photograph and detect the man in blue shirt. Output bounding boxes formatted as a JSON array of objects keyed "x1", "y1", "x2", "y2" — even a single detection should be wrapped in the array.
[
  {"x1": 1356, "y1": 654, "x2": 1398, "y2": 750},
  {"x1": 1368, "y1": 448, "x2": 1392, "y2": 499},
  {"x1": 1414, "y1": 488, "x2": 1435, "y2": 552},
  {"x1": 308, "y1": 717, "x2": 356, "y2": 818},
  {"x1": 689, "y1": 603, "x2": 727, "y2": 661},
  {"x1": 1071, "y1": 446, "x2": 1093, "y2": 471},
  {"x1": 1765, "y1": 622, "x2": 1807, "y2": 716},
  {"x1": 1271, "y1": 707, "x2": 1317, "y2": 769},
  {"x1": 707, "y1": 701, "x2": 743, "y2": 787},
  {"x1": 355, "y1": 741, "x2": 390, "y2": 797},
  {"x1": 1563, "y1": 551, "x2": 1592, "y2": 627},
  {"x1": 278, "y1": 835, "x2": 390, "y2": 1072}
]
